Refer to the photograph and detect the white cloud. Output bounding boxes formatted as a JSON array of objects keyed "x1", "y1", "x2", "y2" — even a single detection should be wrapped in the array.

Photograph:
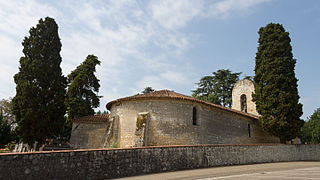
[
  {"x1": 206, "y1": 0, "x2": 272, "y2": 18},
  {"x1": 149, "y1": 0, "x2": 204, "y2": 29},
  {"x1": 137, "y1": 76, "x2": 168, "y2": 90},
  {"x1": 0, "y1": 0, "x2": 273, "y2": 109},
  {"x1": 160, "y1": 71, "x2": 189, "y2": 85},
  {"x1": 149, "y1": 0, "x2": 272, "y2": 29}
]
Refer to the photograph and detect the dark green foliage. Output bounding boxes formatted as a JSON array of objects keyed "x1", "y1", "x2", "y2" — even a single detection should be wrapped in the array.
[
  {"x1": 0, "y1": 113, "x2": 17, "y2": 148},
  {"x1": 12, "y1": 17, "x2": 67, "y2": 144},
  {"x1": 301, "y1": 108, "x2": 320, "y2": 144},
  {"x1": 253, "y1": 23, "x2": 303, "y2": 143},
  {"x1": 65, "y1": 55, "x2": 101, "y2": 121},
  {"x1": 142, "y1": 87, "x2": 155, "y2": 94},
  {"x1": 192, "y1": 69, "x2": 241, "y2": 107}
]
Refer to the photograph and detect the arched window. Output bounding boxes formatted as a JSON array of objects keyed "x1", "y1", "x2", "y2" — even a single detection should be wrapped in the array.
[
  {"x1": 192, "y1": 107, "x2": 197, "y2": 125},
  {"x1": 240, "y1": 94, "x2": 247, "y2": 113}
]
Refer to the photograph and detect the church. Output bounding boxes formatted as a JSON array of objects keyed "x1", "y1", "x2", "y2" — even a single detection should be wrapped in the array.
[{"x1": 70, "y1": 79, "x2": 279, "y2": 149}]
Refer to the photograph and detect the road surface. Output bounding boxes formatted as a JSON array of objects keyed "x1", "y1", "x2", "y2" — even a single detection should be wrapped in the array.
[{"x1": 117, "y1": 161, "x2": 320, "y2": 180}]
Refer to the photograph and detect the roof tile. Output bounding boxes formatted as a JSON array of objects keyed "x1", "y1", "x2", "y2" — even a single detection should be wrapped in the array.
[{"x1": 106, "y1": 90, "x2": 259, "y2": 119}]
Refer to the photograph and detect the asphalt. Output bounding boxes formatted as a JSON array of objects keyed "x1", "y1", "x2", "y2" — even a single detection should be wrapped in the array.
[{"x1": 116, "y1": 161, "x2": 320, "y2": 180}]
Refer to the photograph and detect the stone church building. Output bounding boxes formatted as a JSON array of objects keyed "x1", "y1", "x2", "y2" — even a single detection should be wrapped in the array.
[{"x1": 70, "y1": 79, "x2": 279, "y2": 149}]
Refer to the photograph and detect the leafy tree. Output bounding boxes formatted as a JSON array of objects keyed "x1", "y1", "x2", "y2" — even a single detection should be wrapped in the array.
[
  {"x1": 65, "y1": 55, "x2": 101, "y2": 121},
  {"x1": 192, "y1": 69, "x2": 241, "y2": 107},
  {"x1": 0, "y1": 98, "x2": 15, "y2": 126},
  {"x1": 12, "y1": 17, "x2": 67, "y2": 144},
  {"x1": 142, "y1": 87, "x2": 155, "y2": 94},
  {"x1": 301, "y1": 108, "x2": 320, "y2": 144},
  {"x1": 0, "y1": 113, "x2": 16, "y2": 147},
  {"x1": 253, "y1": 23, "x2": 303, "y2": 143}
]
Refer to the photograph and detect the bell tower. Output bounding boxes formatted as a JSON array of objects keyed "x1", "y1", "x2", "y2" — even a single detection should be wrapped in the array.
[{"x1": 232, "y1": 79, "x2": 259, "y2": 116}]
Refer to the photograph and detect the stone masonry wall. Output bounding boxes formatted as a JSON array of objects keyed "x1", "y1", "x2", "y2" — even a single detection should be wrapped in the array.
[
  {"x1": 232, "y1": 79, "x2": 259, "y2": 116},
  {"x1": 0, "y1": 144, "x2": 319, "y2": 179},
  {"x1": 110, "y1": 99, "x2": 278, "y2": 148},
  {"x1": 70, "y1": 122, "x2": 108, "y2": 149}
]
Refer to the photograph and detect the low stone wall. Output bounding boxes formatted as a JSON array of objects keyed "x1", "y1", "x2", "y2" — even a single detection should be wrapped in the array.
[{"x1": 0, "y1": 144, "x2": 319, "y2": 179}]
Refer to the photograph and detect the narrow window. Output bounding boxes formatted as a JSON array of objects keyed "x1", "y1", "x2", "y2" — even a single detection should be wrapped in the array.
[
  {"x1": 248, "y1": 124, "x2": 251, "y2": 138},
  {"x1": 192, "y1": 107, "x2": 197, "y2": 125},
  {"x1": 240, "y1": 94, "x2": 247, "y2": 113}
]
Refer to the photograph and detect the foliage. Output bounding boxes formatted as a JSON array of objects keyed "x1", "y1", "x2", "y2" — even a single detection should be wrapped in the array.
[
  {"x1": 301, "y1": 108, "x2": 320, "y2": 144},
  {"x1": 96, "y1": 110, "x2": 108, "y2": 114},
  {"x1": 253, "y1": 23, "x2": 303, "y2": 143},
  {"x1": 0, "y1": 98, "x2": 15, "y2": 125},
  {"x1": 192, "y1": 69, "x2": 241, "y2": 107},
  {"x1": 65, "y1": 54, "x2": 101, "y2": 121},
  {"x1": 12, "y1": 17, "x2": 67, "y2": 144},
  {"x1": 0, "y1": 113, "x2": 17, "y2": 148},
  {"x1": 142, "y1": 87, "x2": 155, "y2": 94}
]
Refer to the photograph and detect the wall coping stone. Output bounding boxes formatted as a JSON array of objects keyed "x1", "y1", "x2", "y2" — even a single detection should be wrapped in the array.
[{"x1": 1, "y1": 143, "x2": 317, "y2": 156}]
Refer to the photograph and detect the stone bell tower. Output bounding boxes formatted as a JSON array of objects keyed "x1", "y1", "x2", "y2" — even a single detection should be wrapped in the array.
[{"x1": 232, "y1": 79, "x2": 259, "y2": 116}]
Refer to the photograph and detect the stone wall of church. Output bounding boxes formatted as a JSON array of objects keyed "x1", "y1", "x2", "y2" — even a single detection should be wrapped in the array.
[
  {"x1": 232, "y1": 79, "x2": 259, "y2": 116},
  {"x1": 109, "y1": 99, "x2": 279, "y2": 148},
  {"x1": 70, "y1": 122, "x2": 108, "y2": 149}
]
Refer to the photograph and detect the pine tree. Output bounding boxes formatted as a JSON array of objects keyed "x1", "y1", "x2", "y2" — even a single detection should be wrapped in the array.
[
  {"x1": 12, "y1": 17, "x2": 67, "y2": 144},
  {"x1": 253, "y1": 23, "x2": 303, "y2": 143},
  {"x1": 192, "y1": 69, "x2": 241, "y2": 107},
  {"x1": 65, "y1": 55, "x2": 101, "y2": 121}
]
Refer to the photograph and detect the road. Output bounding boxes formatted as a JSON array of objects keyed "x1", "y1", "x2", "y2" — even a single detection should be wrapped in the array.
[{"x1": 117, "y1": 161, "x2": 320, "y2": 180}]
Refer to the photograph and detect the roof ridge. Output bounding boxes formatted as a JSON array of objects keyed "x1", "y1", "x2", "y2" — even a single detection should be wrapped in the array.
[{"x1": 105, "y1": 89, "x2": 258, "y2": 119}]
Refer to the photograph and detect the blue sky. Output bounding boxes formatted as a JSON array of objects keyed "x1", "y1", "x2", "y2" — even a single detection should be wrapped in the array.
[{"x1": 0, "y1": 0, "x2": 319, "y2": 120}]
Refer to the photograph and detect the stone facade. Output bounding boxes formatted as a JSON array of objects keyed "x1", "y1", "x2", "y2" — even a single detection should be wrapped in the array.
[
  {"x1": 70, "y1": 122, "x2": 108, "y2": 149},
  {"x1": 70, "y1": 90, "x2": 278, "y2": 149},
  {"x1": 0, "y1": 144, "x2": 319, "y2": 179},
  {"x1": 232, "y1": 79, "x2": 259, "y2": 116},
  {"x1": 109, "y1": 98, "x2": 279, "y2": 148}
]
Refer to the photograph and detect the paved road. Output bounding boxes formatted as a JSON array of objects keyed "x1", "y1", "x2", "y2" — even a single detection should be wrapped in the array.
[{"x1": 117, "y1": 161, "x2": 320, "y2": 180}]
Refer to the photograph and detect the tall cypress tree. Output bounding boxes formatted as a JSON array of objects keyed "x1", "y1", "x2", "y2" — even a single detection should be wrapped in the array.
[
  {"x1": 65, "y1": 55, "x2": 101, "y2": 121},
  {"x1": 253, "y1": 23, "x2": 303, "y2": 143},
  {"x1": 12, "y1": 17, "x2": 67, "y2": 144}
]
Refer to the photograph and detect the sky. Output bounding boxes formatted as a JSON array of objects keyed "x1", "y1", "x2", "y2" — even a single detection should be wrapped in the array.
[{"x1": 0, "y1": 0, "x2": 319, "y2": 120}]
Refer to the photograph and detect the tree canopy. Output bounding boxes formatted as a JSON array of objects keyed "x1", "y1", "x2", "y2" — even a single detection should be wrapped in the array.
[
  {"x1": 142, "y1": 87, "x2": 155, "y2": 94},
  {"x1": 192, "y1": 69, "x2": 241, "y2": 107},
  {"x1": 0, "y1": 112, "x2": 16, "y2": 147},
  {"x1": 65, "y1": 54, "x2": 101, "y2": 121},
  {"x1": 253, "y1": 23, "x2": 303, "y2": 143},
  {"x1": 12, "y1": 17, "x2": 67, "y2": 144},
  {"x1": 0, "y1": 98, "x2": 15, "y2": 126},
  {"x1": 301, "y1": 108, "x2": 320, "y2": 144}
]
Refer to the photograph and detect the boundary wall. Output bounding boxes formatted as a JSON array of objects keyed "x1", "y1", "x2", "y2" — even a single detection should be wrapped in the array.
[{"x1": 0, "y1": 144, "x2": 319, "y2": 179}]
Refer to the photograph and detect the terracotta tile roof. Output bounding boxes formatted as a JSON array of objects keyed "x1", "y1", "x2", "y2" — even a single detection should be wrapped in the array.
[
  {"x1": 106, "y1": 90, "x2": 259, "y2": 119},
  {"x1": 72, "y1": 114, "x2": 109, "y2": 123}
]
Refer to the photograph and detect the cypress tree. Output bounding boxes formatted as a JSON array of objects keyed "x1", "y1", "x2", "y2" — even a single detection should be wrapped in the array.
[
  {"x1": 12, "y1": 17, "x2": 67, "y2": 144},
  {"x1": 253, "y1": 23, "x2": 303, "y2": 143},
  {"x1": 65, "y1": 55, "x2": 101, "y2": 121}
]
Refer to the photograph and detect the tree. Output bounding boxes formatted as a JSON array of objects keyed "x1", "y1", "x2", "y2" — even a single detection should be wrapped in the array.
[
  {"x1": 253, "y1": 23, "x2": 303, "y2": 143},
  {"x1": 12, "y1": 17, "x2": 67, "y2": 144},
  {"x1": 65, "y1": 55, "x2": 101, "y2": 121},
  {"x1": 0, "y1": 98, "x2": 15, "y2": 126},
  {"x1": 142, "y1": 87, "x2": 155, "y2": 94},
  {"x1": 0, "y1": 113, "x2": 16, "y2": 147},
  {"x1": 301, "y1": 108, "x2": 320, "y2": 144},
  {"x1": 192, "y1": 69, "x2": 241, "y2": 107}
]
